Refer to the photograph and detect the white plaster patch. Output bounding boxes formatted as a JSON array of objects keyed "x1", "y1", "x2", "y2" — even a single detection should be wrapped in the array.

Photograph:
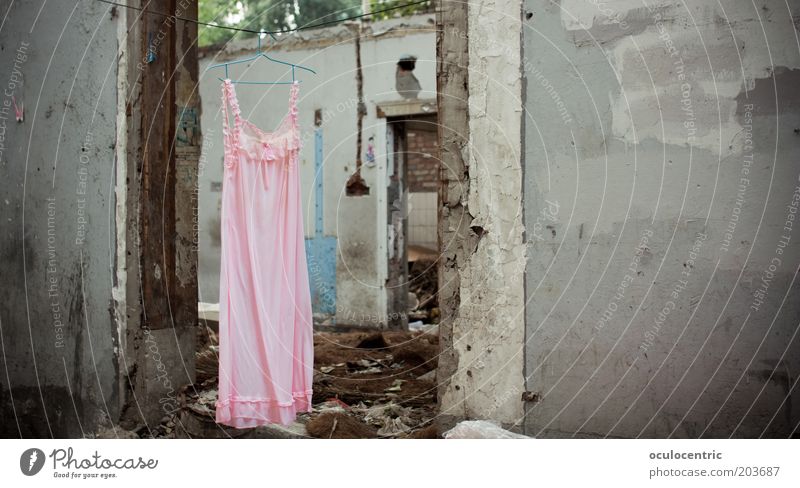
[
  {"x1": 561, "y1": 0, "x2": 646, "y2": 31},
  {"x1": 604, "y1": 2, "x2": 800, "y2": 157}
]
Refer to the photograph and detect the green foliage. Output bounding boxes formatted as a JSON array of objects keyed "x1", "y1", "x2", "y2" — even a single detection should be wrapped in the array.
[
  {"x1": 368, "y1": 0, "x2": 432, "y2": 20},
  {"x1": 198, "y1": 0, "x2": 239, "y2": 47},
  {"x1": 198, "y1": 0, "x2": 432, "y2": 47},
  {"x1": 241, "y1": 0, "x2": 361, "y2": 32}
]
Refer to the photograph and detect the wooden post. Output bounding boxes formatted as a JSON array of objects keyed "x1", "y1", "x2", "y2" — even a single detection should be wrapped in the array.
[{"x1": 120, "y1": 0, "x2": 199, "y2": 427}]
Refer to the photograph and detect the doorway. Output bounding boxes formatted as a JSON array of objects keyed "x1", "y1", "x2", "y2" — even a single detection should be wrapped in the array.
[{"x1": 387, "y1": 115, "x2": 440, "y2": 331}]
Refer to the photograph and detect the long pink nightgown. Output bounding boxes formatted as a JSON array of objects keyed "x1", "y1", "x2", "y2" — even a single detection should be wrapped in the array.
[{"x1": 215, "y1": 80, "x2": 314, "y2": 427}]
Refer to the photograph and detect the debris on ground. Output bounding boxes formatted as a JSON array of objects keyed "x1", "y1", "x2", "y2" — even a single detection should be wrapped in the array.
[
  {"x1": 356, "y1": 402, "x2": 415, "y2": 436},
  {"x1": 355, "y1": 332, "x2": 389, "y2": 349},
  {"x1": 310, "y1": 329, "x2": 438, "y2": 437},
  {"x1": 171, "y1": 328, "x2": 439, "y2": 439},
  {"x1": 392, "y1": 339, "x2": 437, "y2": 373},
  {"x1": 306, "y1": 412, "x2": 377, "y2": 439},
  {"x1": 418, "y1": 369, "x2": 436, "y2": 382},
  {"x1": 384, "y1": 379, "x2": 405, "y2": 393},
  {"x1": 407, "y1": 246, "x2": 439, "y2": 323},
  {"x1": 195, "y1": 344, "x2": 219, "y2": 383},
  {"x1": 314, "y1": 398, "x2": 350, "y2": 413},
  {"x1": 442, "y1": 420, "x2": 530, "y2": 439},
  {"x1": 404, "y1": 424, "x2": 440, "y2": 439},
  {"x1": 183, "y1": 384, "x2": 218, "y2": 418},
  {"x1": 93, "y1": 425, "x2": 139, "y2": 439}
]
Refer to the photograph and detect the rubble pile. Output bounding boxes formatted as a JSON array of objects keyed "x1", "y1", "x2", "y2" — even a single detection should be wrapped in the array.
[{"x1": 169, "y1": 328, "x2": 439, "y2": 439}]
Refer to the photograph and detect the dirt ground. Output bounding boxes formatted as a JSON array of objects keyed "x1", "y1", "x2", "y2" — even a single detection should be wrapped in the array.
[{"x1": 160, "y1": 327, "x2": 440, "y2": 439}]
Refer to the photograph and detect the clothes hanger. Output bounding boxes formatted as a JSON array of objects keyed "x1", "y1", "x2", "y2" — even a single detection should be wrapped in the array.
[{"x1": 209, "y1": 32, "x2": 316, "y2": 85}]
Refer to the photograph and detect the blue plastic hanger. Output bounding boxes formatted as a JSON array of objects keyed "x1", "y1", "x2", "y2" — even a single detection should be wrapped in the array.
[{"x1": 209, "y1": 32, "x2": 316, "y2": 85}]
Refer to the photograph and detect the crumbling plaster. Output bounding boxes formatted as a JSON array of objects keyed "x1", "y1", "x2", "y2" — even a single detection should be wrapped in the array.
[{"x1": 439, "y1": 0, "x2": 527, "y2": 426}]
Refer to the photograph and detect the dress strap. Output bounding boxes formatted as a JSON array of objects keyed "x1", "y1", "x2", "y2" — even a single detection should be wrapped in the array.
[
  {"x1": 288, "y1": 81, "x2": 299, "y2": 125},
  {"x1": 221, "y1": 80, "x2": 242, "y2": 159},
  {"x1": 287, "y1": 81, "x2": 301, "y2": 156}
]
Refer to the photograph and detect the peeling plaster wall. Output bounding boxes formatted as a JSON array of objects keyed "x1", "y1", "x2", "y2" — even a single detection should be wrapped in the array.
[
  {"x1": 438, "y1": 0, "x2": 526, "y2": 426},
  {"x1": 197, "y1": 16, "x2": 436, "y2": 326},
  {"x1": 522, "y1": 0, "x2": 800, "y2": 437},
  {"x1": 0, "y1": 1, "x2": 119, "y2": 437}
]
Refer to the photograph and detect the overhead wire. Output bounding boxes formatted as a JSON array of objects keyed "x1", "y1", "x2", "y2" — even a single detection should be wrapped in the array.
[{"x1": 95, "y1": 0, "x2": 433, "y2": 35}]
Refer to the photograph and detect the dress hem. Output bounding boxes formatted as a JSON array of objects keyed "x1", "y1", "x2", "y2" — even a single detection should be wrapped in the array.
[{"x1": 215, "y1": 392, "x2": 313, "y2": 428}]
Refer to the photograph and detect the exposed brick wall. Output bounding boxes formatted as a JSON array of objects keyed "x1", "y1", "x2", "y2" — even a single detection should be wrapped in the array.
[{"x1": 406, "y1": 118, "x2": 440, "y2": 192}]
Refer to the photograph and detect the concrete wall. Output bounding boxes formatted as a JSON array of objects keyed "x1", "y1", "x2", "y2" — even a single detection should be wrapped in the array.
[
  {"x1": 197, "y1": 16, "x2": 436, "y2": 326},
  {"x1": 0, "y1": 1, "x2": 120, "y2": 437},
  {"x1": 522, "y1": 0, "x2": 800, "y2": 437}
]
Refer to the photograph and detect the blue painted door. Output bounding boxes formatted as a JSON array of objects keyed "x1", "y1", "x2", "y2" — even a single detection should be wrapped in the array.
[{"x1": 305, "y1": 126, "x2": 337, "y2": 315}]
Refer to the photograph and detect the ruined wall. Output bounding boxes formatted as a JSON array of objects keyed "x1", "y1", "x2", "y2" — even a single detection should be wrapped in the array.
[
  {"x1": 0, "y1": 1, "x2": 119, "y2": 437},
  {"x1": 437, "y1": 0, "x2": 527, "y2": 427},
  {"x1": 522, "y1": 0, "x2": 800, "y2": 437},
  {"x1": 197, "y1": 16, "x2": 436, "y2": 326},
  {"x1": 117, "y1": 0, "x2": 199, "y2": 429}
]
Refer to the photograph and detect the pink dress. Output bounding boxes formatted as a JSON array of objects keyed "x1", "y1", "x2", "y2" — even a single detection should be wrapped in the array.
[{"x1": 216, "y1": 80, "x2": 314, "y2": 427}]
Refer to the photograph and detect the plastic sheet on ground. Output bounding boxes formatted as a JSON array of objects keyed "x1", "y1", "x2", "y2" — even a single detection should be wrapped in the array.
[{"x1": 443, "y1": 420, "x2": 530, "y2": 439}]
